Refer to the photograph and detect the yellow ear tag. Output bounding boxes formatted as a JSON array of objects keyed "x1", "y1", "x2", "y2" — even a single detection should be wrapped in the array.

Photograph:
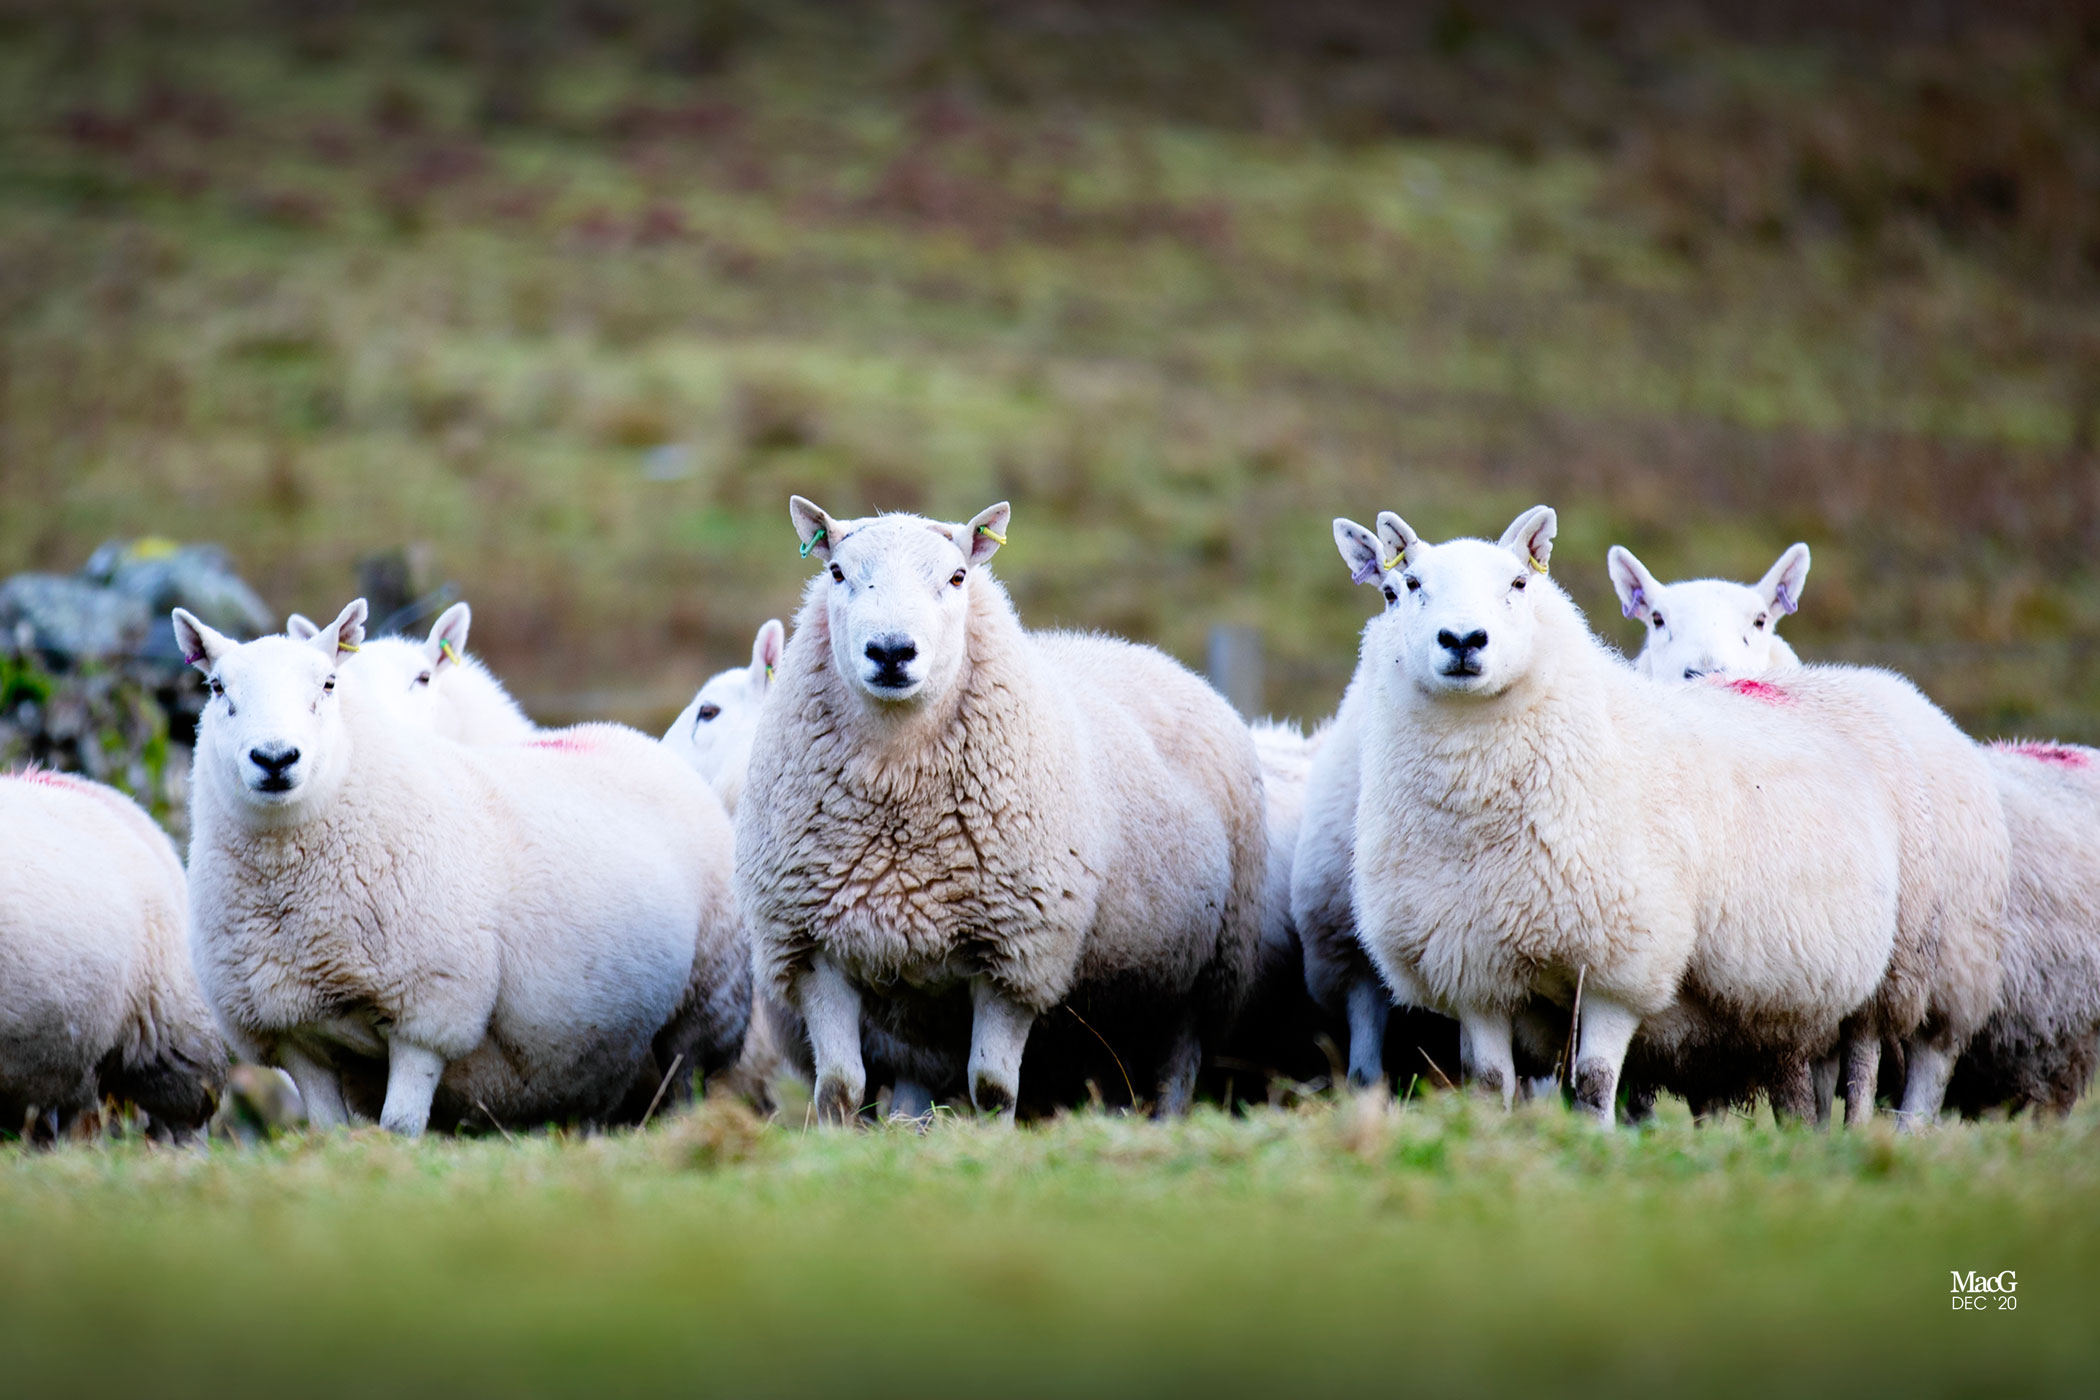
[
  {"x1": 439, "y1": 640, "x2": 462, "y2": 666},
  {"x1": 1530, "y1": 555, "x2": 1549, "y2": 575},
  {"x1": 337, "y1": 641, "x2": 360, "y2": 653},
  {"x1": 976, "y1": 523, "x2": 1007, "y2": 545},
  {"x1": 1382, "y1": 552, "x2": 1403, "y2": 573}
]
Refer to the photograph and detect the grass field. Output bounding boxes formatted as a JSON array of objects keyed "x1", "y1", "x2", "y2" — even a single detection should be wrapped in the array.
[{"x1": 5, "y1": 1093, "x2": 2096, "y2": 1397}]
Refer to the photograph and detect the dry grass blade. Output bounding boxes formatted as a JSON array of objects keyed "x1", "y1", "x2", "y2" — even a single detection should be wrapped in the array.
[{"x1": 639, "y1": 1053, "x2": 684, "y2": 1130}]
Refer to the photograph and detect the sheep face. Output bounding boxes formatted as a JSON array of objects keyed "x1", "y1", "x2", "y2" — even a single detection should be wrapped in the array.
[
  {"x1": 176, "y1": 600, "x2": 365, "y2": 818},
  {"x1": 287, "y1": 601, "x2": 471, "y2": 731},
  {"x1": 790, "y1": 496, "x2": 1010, "y2": 708},
  {"x1": 1608, "y1": 543, "x2": 1808, "y2": 681},
  {"x1": 1358, "y1": 506, "x2": 1557, "y2": 702},
  {"x1": 665, "y1": 618, "x2": 783, "y2": 787}
]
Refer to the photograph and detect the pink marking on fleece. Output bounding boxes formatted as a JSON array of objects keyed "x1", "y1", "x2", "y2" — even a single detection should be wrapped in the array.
[
  {"x1": 1720, "y1": 677, "x2": 1793, "y2": 706},
  {"x1": 527, "y1": 732, "x2": 597, "y2": 754},
  {"x1": 1993, "y1": 740, "x2": 2091, "y2": 770},
  {"x1": 5, "y1": 766, "x2": 98, "y2": 794}
]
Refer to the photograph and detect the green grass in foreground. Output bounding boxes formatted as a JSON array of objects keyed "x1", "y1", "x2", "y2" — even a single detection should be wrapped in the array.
[{"x1": 4, "y1": 1093, "x2": 2095, "y2": 1398}]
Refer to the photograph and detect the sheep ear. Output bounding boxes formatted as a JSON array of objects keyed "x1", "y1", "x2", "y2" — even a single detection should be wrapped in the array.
[
  {"x1": 1758, "y1": 543, "x2": 1811, "y2": 617},
  {"x1": 1499, "y1": 505, "x2": 1556, "y2": 575},
  {"x1": 285, "y1": 614, "x2": 320, "y2": 641},
  {"x1": 958, "y1": 502, "x2": 1011, "y2": 566},
  {"x1": 1376, "y1": 512, "x2": 1421, "y2": 572},
  {"x1": 789, "y1": 496, "x2": 842, "y2": 564},
  {"x1": 172, "y1": 610, "x2": 232, "y2": 673},
  {"x1": 309, "y1": 599, "x2": 368, "y2": 660},
  {"x1": 424, "y1": 601, "x2": 472, "y2": 674},
  {"x1": 1333, "y1": 518, "x2": 1386, "y2": 586},
  {"x1": 1607, "y1": 546, "x2": 1662, "y2": 622},
  {"x1": 750, "y1": 618, "x2": 785, "y2": 684}
]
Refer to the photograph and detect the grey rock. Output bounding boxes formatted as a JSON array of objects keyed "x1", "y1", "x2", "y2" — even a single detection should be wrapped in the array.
[{"x1": 0, "y1": 574, "x2": 151, "y2": 661}]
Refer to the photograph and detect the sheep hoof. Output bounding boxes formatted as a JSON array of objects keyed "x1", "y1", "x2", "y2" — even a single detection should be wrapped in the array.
[
  {"x1": 970, "y1": 1076, "x2": 1016, "y2": 1120},
  {"x1": 814, "y1": 1073, "x2": 862, "y2": 1127}
]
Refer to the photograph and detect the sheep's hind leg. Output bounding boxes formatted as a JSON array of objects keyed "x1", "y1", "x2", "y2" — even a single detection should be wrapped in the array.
[
  {"x1": 1896, "y1": 1041, "x2": 1956, "y2": 1133},
  {"x1": 1154, "y1": 1015, "x2": 1203, "y2": 1119},
  {"x1": 1571, "y1": 994, "x2": 1641, "y2": 1127},
  {"x1": 379, "y1": 1040, "x2": 447, "y2": 1138},
  {"x1": 1811, "y1": 1055, "x2": 1840, "y2": 1128},
  {"x1": 1841, "y1": 1030, "x2": 1881, "y2": 1127},
  {"x1": 1343, "y1": 976, "x2": 1390, "y2": 1091},
  {"x1": 1458, "y1": 1009, "x2": 1516, "y2": 1110},
  {"x1": 278, "y1": 1044, "x2": 349, "y2": 1130},
  {"x1": 1768, "y1": 1056, "x2": 1817, "y2": 1127},
  {"x1": 888, "y1": 1078, "x2": 934, "y2": 1124},
  {"x1": 795, "y1": 954, "x2": 866, "y2": 1127}
]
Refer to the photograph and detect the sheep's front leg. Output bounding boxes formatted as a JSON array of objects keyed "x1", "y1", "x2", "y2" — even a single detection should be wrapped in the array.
[
  {"x1": 1343, "y1": 976, "x2": 1390, "y2": 1091},
  {"x1": 1570, "y1": 993, "x2": 1641, "y2": 1125},
  {"x1": 795, "y1": 954, "x2": 865, "y2": 1127},
  {"x1": 968, "y1": 978, "x2": 1034, "y2": 1120},
  {"x1": 379, "y1": 1040, "x2": 447, "y2": 1137},
  {"x1": 278, "y1": 1043, "x2": 348, "y2": 1130},
  {"x1": 1154, "y1": 1014, "x2": 1202, "y2": 1118},
  {"x1": 1841, "y1": 1029, "x2": 1881, "y2": 1127},
  {"x1": 1811, "y1": 1055, "x2": 1840, "y2": 1127},
  {"x1": 1458, "y1": 1009, "x2": 1516, "y2": 1109}
]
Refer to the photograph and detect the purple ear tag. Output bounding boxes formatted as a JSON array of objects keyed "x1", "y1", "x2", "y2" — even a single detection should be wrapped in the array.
[
  {"x1": 1774, "y1": 582, "x2": 1796, "y2": 615},
  {"x1": 1621, "y1": 585, "x2": 1645, "y2": 621},
  {"x1": 1350, "y1": 555, "x2": 1383, "y2": 586}
]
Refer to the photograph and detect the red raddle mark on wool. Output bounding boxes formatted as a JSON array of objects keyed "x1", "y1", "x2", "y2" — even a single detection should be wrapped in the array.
[
  {"x1": 1719, "y1": 677, "x2": 1793, "y2": 706},
  {"x1": 526, "y1": 732, "x2": 596, "y2": 753},
  {"x1": 1993, "y1": 740, "x2": 2091, "y2": 769},
  {"x1": 5, "y1": 766, "x2": 97, "y2": 793}
]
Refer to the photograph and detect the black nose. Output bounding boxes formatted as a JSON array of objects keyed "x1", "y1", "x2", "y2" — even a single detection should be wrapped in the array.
[
  {"x1": 1437, "y1": 628, "x2": 1489, "y2": 655},
  {"x1": 865, "y1": 637, "x2": 917, "y2": 672},
  {"x1": 249, "y1": 745, "x2": 299, "y2": 775}
]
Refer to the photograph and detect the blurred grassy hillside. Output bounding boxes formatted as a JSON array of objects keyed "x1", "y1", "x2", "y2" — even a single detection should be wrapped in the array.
[{"x1": 4, "y1": 0, "x2": 2099, "y2": 733}]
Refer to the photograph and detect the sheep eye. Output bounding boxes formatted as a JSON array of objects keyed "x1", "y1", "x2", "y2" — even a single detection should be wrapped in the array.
[
  {"x1": 697, "y1": 703, "x2": 721, "y2": 722},
  {"x1": 323, "y1": 675, "x2": 336, "y2": 693},
  {"x1": 415, "y1": 671, "x2": 433, "y2": 687},
  {"x1": 1753, "y1": 615, "x2": 1767, "y2": 630},
  {"x1": 1382, "y1": 585, "x2": 1398, "y2": 604},
  {"x1": 1404, "y1": 576, "x2": 1421, "y2": 593},
  {"x1": 207, "y1": 677, "x2": 225, "y2": 698},
  {"x1": 1511, "y1": 576, "x2": 1528, "y2": 592},
  {"x1": 829, "y1": 564, "x2": 845, "y2": 584},
  {"x1": 949, "y1": 569, "x2": 967, "y2": 588},
  {"x1": 1651, "y1": 613, "x2": 1665, "y2": 629}
]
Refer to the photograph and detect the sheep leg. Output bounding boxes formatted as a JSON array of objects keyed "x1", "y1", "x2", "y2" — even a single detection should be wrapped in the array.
[
  {"x1": 1154, "y1": 1016, "x2": 1203, "y2": 1119},
  {"x1": 1458, "y1": 1009, "x2": 1516, "y2": 1109},
  {"x1": 278, "y1": 1044, "x2": 348, "y2": 1130},
  {"x1": 968, "y1": 978, "x2": 1034, "y2": 1120},
  {"x1": 1896, "y1": 1043, "x2": 1955, "y2": 1132},
  {"x1": 379, "y1": 1040, "x2": 446, "y2": 1138},
  {"x1": 1842, "y1": 1031, "x2": 1881, "y2": 1127},
  {"x1": 794, "y1": 955, "x2": 866, "y2": 1127},
  {"x1": 1768, "y1": 1056, "x2": 1816, "y2": 1127},
  {"x1": 888, "y1": 1078, "x2": 934, "y2": 1122},
  {"x1": 1811, "y1": 1055, "x2": 1840, "y2": 1128},
  {"x1": 1571, "y1": 994, "x2": 1641, "y2": 1126},
  {"x1": 1343, "y1": 976, "x2": 1390, "y2": 1091}
]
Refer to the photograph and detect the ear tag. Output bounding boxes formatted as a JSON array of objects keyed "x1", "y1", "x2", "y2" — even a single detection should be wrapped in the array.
[
  {"x1": 765, "y1": 664, "x2": 775, "y2": 682},
  {"x1": 1622, "y1": 585, "x2": 1645, "y2": 621},
  {"x1": 184, "y1": 652, "x2": 204, "y2": 666},
  {"x1": 800, "y1": 526, "x2": 826, "y2": 559},
  {"x1": 337, "y1": 641, "x2": 360, "y2": 653},
  {"x1": 1774, "y1": 582, "x2": 1796, "y2": 615},
  {"x1": 1530, "y1": 555, "x2": 1549, "y2": 575},
  {"x1": 975, "y1": 523, "x2": 1007, "y2": 545},
  {"x1": 1349, "y1": 555, "x2": 1382, "y2": 586},
  {"x1": 439, "y1": 640, "x2": 463, "y2": 666}
]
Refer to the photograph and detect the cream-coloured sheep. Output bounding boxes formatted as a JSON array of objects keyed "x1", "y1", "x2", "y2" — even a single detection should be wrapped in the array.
[
  {"x1": 1608, "y1": 543, "x2": 1808, "y2": 681},
  {"x1": 0, "y1": 769, "x2": 225, "y2": 1140},
  {"x1": 1349, "y1": 506, "x2": 1912, "y2": 1123},
  {"x1": 736, "y1": 498, "x2": 1266, "y2": 1123},
  {"x1": 662, "y1": 619, "x2": 784, "y2": 817},
  {"x1": 289, "y1": 601, "x2": 534, "y2": 744},
  {"x1": 177, "y1": 601, "x2": 746, "y2": 1136}
]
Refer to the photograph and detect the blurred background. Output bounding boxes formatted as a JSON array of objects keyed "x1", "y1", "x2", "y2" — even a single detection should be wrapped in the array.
[{"x1": 5, "y1": 0, "x2": 2100, "y2": 830}]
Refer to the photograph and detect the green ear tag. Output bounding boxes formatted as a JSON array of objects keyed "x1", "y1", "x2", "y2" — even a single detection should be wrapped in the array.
[{"x1": 800, "y1": 526, "x2": 826, "y2": 559}]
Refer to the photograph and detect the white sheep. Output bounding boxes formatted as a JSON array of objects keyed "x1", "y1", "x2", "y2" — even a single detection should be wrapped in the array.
[
  {"x1": 1610, "y1": 547, "x2": 2043, "y2": 1124},
  {"x1": 1608, "y1": 542, "x2": 1809, "y2": 681},
  {"x1": 288, "y1": 601, "x2": 534, "y2": 744},
  {"x1": 661, "y1": 619, "x2": 785, "y2": 816},
  {"x1": 1, "y1": 768, "x2": 225, "y2": 1140},
  {"x1": 1348, "y1": 506, "x2": 1915, "y2": 1123},
  {"x1": 735, "y1": 498, "x2": 1267, "y2": 1123},
  {"x1": 176, "y1": 600, "x2": 747, "y2": 1136}
]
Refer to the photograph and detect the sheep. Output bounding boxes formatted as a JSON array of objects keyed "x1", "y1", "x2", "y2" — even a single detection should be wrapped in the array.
[
  {"x1": 288, "y1": 601, "x2": 534, "y2": 744},
  {"x1": 735, "y1": 497, "x2": 1266, "y2": 1123},
  {"x1": 1607, "y1": 543, "x2": 1809, "y2": 681},
  {"x1": 1347, "y1": 505, "x2": 1915, "y2": 1123},
  {"x1": 1612, "y1": 548, "x2": 2057, "y2": 1123},
  {"x1": 1, "y1": 768, "x2": 225, "y2": 1141},
  {"x1": 176, "y1": 600, "x2": 747, "y2": 1136},
  {"x1": 661, "y1": 619, "x2": 785, "y2": 817}
]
